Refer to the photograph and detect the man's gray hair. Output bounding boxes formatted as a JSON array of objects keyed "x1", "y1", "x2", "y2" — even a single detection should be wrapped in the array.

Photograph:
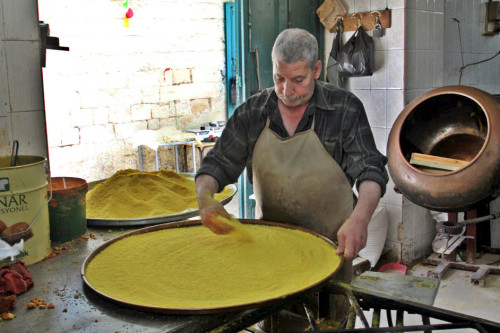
[{"x1": 271, "y1": 28, "x2": 318, "y2": 69}]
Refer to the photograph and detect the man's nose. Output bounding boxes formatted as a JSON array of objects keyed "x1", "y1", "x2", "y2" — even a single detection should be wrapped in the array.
[{"x1": 283, "y1": 81, "x2": 294, "y2": 96}]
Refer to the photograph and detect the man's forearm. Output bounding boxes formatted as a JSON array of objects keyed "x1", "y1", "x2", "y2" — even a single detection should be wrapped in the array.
[
  {"x1": 351, "y1": 180, "x2": 382, "y2": 226},
  {"x1": 336, "y1": 180, "x2": 382, "y2": 259},
  {"x1": 196, "y1": 174, "x2": 219, "y2": 208}
]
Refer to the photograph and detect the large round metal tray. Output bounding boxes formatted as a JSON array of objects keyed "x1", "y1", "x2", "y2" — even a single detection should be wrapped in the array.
[
  {"x1": 86, "y1": 179, "x2": 237, "y2": 227},
  {"x1": 81, "y1": 219, "x2": 343, "y2": 314}
]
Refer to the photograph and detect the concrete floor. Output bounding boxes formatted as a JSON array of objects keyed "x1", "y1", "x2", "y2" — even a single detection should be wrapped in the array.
[
  {"x1": 397, "y1": 255, "x2": 500, "y2": 332},
  {"x1": 353, "y1": 256, "x2": 500, "y2": 332},
  {"x1": 227, "y1": 197, "x2": 500, "y2": 332}
]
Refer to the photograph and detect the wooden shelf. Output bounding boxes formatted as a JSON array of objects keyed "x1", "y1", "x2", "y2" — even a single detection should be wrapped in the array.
[{"x1": 330, "y1": 8, "x2": 391, "y2": 32}]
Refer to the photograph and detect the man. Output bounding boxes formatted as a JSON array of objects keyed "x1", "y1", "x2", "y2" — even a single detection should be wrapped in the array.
[{"x1": 196, "y1": 28, "x2": 388, "y2": 323}]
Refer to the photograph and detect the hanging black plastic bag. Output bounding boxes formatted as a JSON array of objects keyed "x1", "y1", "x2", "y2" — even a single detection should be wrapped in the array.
[
  {"x1": 331, "y1": 25, "x2": 343, "y2": 62},
  {"x1": 338, "y1": 26, "x2": 374, "y2": 77},
  {"x1": 327, "y1": 25, "x2": 345, "y2": 87}
]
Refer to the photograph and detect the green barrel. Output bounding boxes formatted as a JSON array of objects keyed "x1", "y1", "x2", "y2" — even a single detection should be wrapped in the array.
[{"x1": 48, "y1": 177, "x2": 89, "y2": 242}]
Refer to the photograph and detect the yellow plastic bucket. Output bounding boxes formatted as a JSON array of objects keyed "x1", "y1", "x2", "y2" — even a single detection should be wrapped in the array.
[{"x1": 0, "y1": 155, "x2": 51, "y2": 265}]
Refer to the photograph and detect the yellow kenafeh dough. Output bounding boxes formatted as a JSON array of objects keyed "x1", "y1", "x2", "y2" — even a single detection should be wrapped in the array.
[
  {"x1": 86, "y1": 169, "x2": 233, "y2": 219},
  {"x1": 85, "y1": 224, "x2": 342, "y2": 310}
]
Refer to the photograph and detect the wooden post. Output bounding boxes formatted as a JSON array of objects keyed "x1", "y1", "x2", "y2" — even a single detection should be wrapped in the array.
[
  {"x1": 446, "y1": 212, "x2": 459, "y2": 262},
  {"x1": 465, "y1": 209, "x2": 477, "y2": 264}
]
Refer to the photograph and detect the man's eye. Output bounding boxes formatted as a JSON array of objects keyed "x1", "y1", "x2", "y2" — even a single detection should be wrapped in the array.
[{"x1": 275, "y1": 77, "x2": 284, "y2": 82}]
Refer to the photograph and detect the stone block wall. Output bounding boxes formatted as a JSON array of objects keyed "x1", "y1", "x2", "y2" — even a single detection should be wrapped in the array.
[{"x1": 38, "y1": 0, "x2": 229, "y2": 181}]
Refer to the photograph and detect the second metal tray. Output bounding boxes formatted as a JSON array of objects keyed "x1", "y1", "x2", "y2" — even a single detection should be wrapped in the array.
[{"x1": 86, "y1": 179, "x2": 237, "y2": 227}]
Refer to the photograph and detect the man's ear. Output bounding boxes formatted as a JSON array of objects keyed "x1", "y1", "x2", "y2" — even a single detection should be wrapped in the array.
[{"x1": 314, "y1": 60, "x2": 322, "y2": 79}]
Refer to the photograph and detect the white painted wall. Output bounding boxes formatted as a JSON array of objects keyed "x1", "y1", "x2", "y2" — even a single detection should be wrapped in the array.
[
  {"x1": 38, "y1": 0, "x2": 229, "y2": 181},
  {"x1": 443, "y1": 0, "x2": 500, "y2": 93},
  {"x1": 402, "y1": 0, "x2": 500, "y2": 262},
  {"x1": 325, "y1": 0, "x2": 407, "y2": 262},
  {"x1": 401, "y1": 0, "x2": 447, "y2": 263}
]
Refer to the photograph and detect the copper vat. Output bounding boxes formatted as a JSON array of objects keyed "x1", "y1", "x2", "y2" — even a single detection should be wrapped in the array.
[{"x1": 387, "y1": 86, "x2": 500, "y2": 212}]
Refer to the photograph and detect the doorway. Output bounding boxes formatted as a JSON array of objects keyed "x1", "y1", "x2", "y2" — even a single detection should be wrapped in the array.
[{"x1": 231, "y1": 0, "x2": 324, "y2": 218}]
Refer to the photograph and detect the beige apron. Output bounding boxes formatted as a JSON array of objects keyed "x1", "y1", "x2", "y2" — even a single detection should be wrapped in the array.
[
  {"x1": 252, "y1": 116, "x2": 353, "y2": 241},
  {"x1": 252, "y1": 115, "x2": 354, "y2": 322}
]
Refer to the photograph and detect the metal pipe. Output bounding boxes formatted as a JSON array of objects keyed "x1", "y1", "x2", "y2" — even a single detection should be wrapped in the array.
[
  {"x1": 372, "y1": 308, "x2": 380, "y2": 328},
  {"x1": 347, "y1": 290, "x2": 370, "y2": 328},
  {"x1": 302, "y1": 302, "x2": 319, "y2": 331},
  {"x1": 346, "y1": 307, "x2": 356, "y2": 329},
  {"x1": 459, "y1": 212, "x2": 500, "y2": 225}
]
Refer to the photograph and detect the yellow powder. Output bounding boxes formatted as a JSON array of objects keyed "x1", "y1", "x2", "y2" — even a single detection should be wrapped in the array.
[
  {"x1": 214, "y1": 215, "x2": 254, "y2": 242},
  {"x1": 85, "y1": 224, "x2": 342, "y2": 310},
  {"x1": 86, "y1": 169, "x2": 233, "y2": 219}
]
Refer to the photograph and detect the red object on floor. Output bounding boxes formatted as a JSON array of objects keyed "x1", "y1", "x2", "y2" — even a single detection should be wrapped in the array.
[
  {"x1": 9, "y1": 261, "x2": 33, "y2": 289},
  {"x1": 0, "y1": 270, "x2": 27, "y2": 295},
  {"x1": 0, "y1": 261, "x2": 33, "y2": 313},
  {"x1": 378, "y1": 260, "x2": 407, "y2": 275},
  {"x1": 0, "y1": 294, "x2": 16, "y2": 313},
  {"x1": 0, "y1": 261, "x2": 33, "y2": 295}
]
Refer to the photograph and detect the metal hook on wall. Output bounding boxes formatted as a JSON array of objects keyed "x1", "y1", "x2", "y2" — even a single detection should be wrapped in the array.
[
  {"x1": 370, "y1": 11, "x2": 382, "y2": 27},
  {"x1": 351, "y1": 13, "x2": 362, "y2": 28},
  {"x1": 335, "y1": 16, "x2": 344, "y2": 31}
]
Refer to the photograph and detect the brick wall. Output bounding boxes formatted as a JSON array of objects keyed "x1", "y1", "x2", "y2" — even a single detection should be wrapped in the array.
[{"x1": 38, "y1": 0, "x2": 228, "y2": 181}]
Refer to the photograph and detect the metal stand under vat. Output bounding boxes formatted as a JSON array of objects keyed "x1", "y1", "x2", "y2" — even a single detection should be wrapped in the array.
[{"x1": 425, "y1": 209, "x2": 500, "y2": 287}]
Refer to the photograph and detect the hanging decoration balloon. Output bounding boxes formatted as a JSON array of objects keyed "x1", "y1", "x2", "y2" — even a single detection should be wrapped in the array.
[{"x1": 122, "y1": 0, "x2": 133, "y2": 27}]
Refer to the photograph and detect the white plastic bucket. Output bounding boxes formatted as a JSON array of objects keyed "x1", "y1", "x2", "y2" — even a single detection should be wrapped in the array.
[{"x1": 0, "y1": 155, "x2": 51, "y2": 265}]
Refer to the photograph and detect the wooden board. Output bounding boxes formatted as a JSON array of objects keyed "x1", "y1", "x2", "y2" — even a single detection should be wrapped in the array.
[
  {"x1": 330, "y1": 8, "x2": 391, "y2": 32},
  {"x1": 410, "y1": 153, "x2": 469, "y2": 171},
  {"x1": 352, "y1": 271, "x2": 440, "y2": 306}
]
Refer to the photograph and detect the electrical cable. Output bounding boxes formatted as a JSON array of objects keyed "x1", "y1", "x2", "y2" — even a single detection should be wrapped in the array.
[
  {"x1": 452, "y1": 18, "x2": 465, "y2": 68},
  {"x1": 453, "y1": 17, "x2": 500, "y2": 86},
  {"x1": 459, "y1": 50, "x2": 500, "y2": 85}
]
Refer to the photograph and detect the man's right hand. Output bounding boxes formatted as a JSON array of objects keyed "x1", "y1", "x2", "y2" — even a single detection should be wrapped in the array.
[
  {"x1": 203, "y1": 211, "x2": 235, "y2": 235},
  {"x1": 196, "y1": 174, "x2": 232, "y2": 234}
]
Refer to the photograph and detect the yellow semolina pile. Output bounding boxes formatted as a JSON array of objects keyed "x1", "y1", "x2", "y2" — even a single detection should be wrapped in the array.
[
  {"x1": 86, "y1": 169, "x2": 233, "y2": 219},
  {"x1": 85, "y1": 224, "x2": 342, "y2": 309}
]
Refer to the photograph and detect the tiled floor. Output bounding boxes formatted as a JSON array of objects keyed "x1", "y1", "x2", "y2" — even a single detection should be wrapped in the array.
[{"x1": 225, "y1": 197, "x2": 500, "y2": 332}]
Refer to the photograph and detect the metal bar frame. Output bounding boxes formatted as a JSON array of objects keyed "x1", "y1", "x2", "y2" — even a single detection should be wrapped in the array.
[
  {"x1": 136, "y1": 140, "x2": 195, "y2": 173},
  {"x1": 211, "y1": 280, "x2": 500, "y2": 333}
]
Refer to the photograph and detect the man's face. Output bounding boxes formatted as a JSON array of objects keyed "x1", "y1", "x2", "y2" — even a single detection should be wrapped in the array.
[{"x1": 273, "y1": 59, "x2": 321, "y2": 108}]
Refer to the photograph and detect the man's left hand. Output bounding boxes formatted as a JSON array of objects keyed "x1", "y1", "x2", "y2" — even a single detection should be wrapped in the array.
[
  {"x1": 335, "y1": 180, "x2": 382, "y2": 260},
  {"x1": 335, "y1": 217, "x2": 368, "y2": 260}
]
